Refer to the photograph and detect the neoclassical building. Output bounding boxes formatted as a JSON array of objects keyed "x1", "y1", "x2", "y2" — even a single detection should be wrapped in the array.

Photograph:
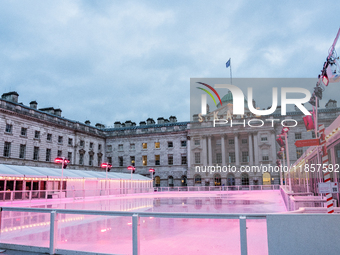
[{"x1": 1, "y1": 91, "x2": 339, "y2": 187}]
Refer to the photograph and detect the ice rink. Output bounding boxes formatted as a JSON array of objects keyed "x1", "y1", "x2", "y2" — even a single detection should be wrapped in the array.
[{"x1": 0, "y1": 190, "x2": 286, "y2": 254}]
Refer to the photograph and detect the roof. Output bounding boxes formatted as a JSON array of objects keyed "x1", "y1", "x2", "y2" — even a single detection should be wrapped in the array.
[{"x1": 0, "y1": 164, "x2": 151, "y2": 181}]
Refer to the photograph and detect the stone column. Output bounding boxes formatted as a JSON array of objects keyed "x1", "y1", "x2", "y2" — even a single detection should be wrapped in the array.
[
  {"x1": 202, "y1": 136, "x2": 207, "y2": 166},
  {"x1": 221, "y1": 135, "x2": 226, "y2": 166},
  {"x1": 254, "y1": 132, "x2": 259, "y2": 165},
  {"x1": 208, "y1": 135, "x2": 212, "y2": 165},
  {"x1": 271, "y1": 131, "x2": 277, "y2": 164},
  {"x1": 235, "y1": 135, "x2": 240, "y2": 166},
  {"x1": 248, "y1": 133, "x2": 253, "y2": 165}
]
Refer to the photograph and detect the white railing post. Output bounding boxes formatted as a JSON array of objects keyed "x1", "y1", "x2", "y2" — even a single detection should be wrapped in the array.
[
  {"x1": 239, "y1": 216, "x2": 248, "y2": 255},
  {"x1": 49, "y1": 211, "x2": 58, "y2": 255},
  {"x1": 132, "y1": 214, "x2": 140, "y2": 255}
]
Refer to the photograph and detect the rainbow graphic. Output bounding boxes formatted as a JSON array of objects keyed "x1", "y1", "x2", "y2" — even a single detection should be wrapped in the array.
[{"x1": 196, "y1": 82, "x2": 223, "y2": 107}]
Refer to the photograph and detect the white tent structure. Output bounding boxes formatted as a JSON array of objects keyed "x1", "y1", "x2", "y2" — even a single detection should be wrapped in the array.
[{"x1": 0, "y1": 164, "x2": 152, "y2": 201}]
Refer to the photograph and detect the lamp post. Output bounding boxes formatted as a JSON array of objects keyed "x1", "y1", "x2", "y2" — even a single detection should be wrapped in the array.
[
  {"x1": 101, "y1": 163, "x2": 112, "y2": 194},
  {"x1": 54, "y1": 157, "x2": 70, "y2": 198},
  {"x1": 149, "y1": 168, "x2": 155, "y2": 187},
  {"x1": 282, "y1": 127, "x2": 292, "y2": 192},
  {"x1": 127, "y1": 166, "x2": 136, "y2": 191}
]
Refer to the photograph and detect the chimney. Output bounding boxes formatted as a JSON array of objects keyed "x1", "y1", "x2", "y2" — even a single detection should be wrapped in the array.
[
  {"x1": 146, "y1": 118, "x2": 155, "y2": 125},
  {"x1": 30, "y1": 101, "x2": 38, "y2": 109},
  {"x1": 85, "y1": 120, "x2": 91, "y2": 125},
  {"x1": 114, "y1": 121, "x2": 121, "y2": 128},
  {"x1": 1, "y1": 91, "x2": 19, "y2": 103},
  {"x1": 125, "y1": 120, "x2": 132, "y2": 127},
  {"x1": 157, "y1": 117, "x2": 164, "y2": 124},
  {"x1": 54, "y1": 108, "x2": 62, "y2": 117},
  {"x1": 169, "y1": 116, "x2": 177, "y2": 123},
  {"x1": 139, "y1": 121, "x2": 146, "y2": 126}
]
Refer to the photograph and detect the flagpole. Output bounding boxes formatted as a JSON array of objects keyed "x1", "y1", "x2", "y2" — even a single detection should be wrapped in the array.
[{"x1": 230, "y1": 58, "x2": 232, "y2": 84}]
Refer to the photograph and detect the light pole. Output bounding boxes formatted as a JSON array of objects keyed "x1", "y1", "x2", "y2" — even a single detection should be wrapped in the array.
[
  {"x1": 282, "y1": 127, "x2": 292, "y2": 192},
  {"x1": 54, "y1": 157, "x2": 70, "y2": 198},
  {"x1": 101, "y1": 163, "x2": 112, "y2": 194},
  {"x1": 149, "y1": 168, "x2": 155, "y2": 187},
  {"x1": 127, "y1": 166, "x2": 136, "y2": 192}
]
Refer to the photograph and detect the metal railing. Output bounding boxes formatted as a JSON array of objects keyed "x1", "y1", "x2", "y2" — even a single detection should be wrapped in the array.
[
  {"x1": 154, "y1": 184, "x2": 280, "y2": 192},
  {"x1": 0, "y1": 206, "x2": 265, "y2": 255},
  {"x1": 280, "y1": 186, "x2": 327, "y2": 211}
]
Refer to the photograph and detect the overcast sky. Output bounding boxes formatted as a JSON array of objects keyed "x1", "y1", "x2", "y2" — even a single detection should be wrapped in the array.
[{"x1": 0, "y1": 0, "x2": 339, "y2": 126}]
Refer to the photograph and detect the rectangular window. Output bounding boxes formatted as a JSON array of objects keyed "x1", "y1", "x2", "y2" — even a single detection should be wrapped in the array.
[
  {"x1": 130, "y1": 143, "x2": 135, "y2": 150},
  {"x1": 168, "y1": 154, "x2": 173, "y2": 165},
  {"x1": 229, "y1": 139, "x2": 234, "y2": 145},
  {"x1": 262, "y1": 150, "x2": 269, "y2": 161},
  {"x1": 181, "y1": 154, "x2": 187, "y2": 165},
  {"x1": 262, "y1": 156, "x2": 269, "y2": 161},
  {"x1": 79, "y1": 154, "x2": 84, "y2": 165},
  {"x1": 90, "y1": 142, "x2": 94, "y2": 149},
  {"x1": 21, "y1": 127, "x2": 27, "y2": 136},
  {"x1": 46, "y1": 149, "x2": 51, "y2": 162},
  {"x1": 89, "y1": 155, "x2": 93, "y2": 166},
  {"x1": 33, "y1": 147, "x2": 39, "y2": 160},
  {"x1": 229, "y1": 152, "x2": 235, "y2": 163},
  {"x1": 47, "y1": 133, "x2": 52, "y2": 141},
  {"x1": 216, "y1": 153, "x2": 222, "y2": 164},
  {"x1": 181, "y1": 140, "x2": 187, "y2": 147},
  {"x1": 312, "y1": 131, "x2": 316, "y2": 139},
  {"x1": 142, "y1": 155, "x2": 147, "y2": 166},
  {"x1": 57, "y1": 150, "x2": 62, "y2": 157},
  {"x1": 130, "y1": 156, "x2": 135, "y2": 166},
  {"x1": 98, "y1": 154, "x2": 102, "y2": 166},
  {"x1": 5, "y1": 124, "x2": 12, "y2": 133},
  {"x1": 242, "y1": 151, "x2": 249, "y2": 163},
  {"x1": 80, "y1": 140, "x2": 85, "y2": 147},
  {"x1": 3, "y1": 142, "x2": 11, "y2": 157},
  {"x1": 296, "y1": 149, "x2": 303, "y2": 159},
  {"x1": 107, "y1": 157, "x2": 112, "y2": 164},
  {"x1": 34, "y1": 131, "x2": 40, "y2": 139},
  {"x1": 68, "y1": 138, "x2": 73, "y2": 146},
  {"x1": 118, "y1": 144, "x2": 123, "y2": 151},
  {"x1": 68, "y1": 152, "x2": 72, "y2": 163},
  {"x1": 295, "y1": 133, "x2": 302, "y2": 140},
  {"x1": 58, "y1": 136, "x2": 63, "y2": 144},
  {"x1": 242, "y1": 139, "x2": 248, "y2": 144},
  {"x1": 107, "y1": 145, "x2": 112, "y2": 152},
  {"x1": 195, "y1": 152, "x2": 200, "y2": 164},
  {"x1": 194, "y1": 139, "x2": 200, "y2": 146},
  {"x1": 261, "y1": 136, "x2": 268, "y2": 141},
  {"x1": 98, "y1": 144, "x2": 102, "y2": 150},
  {"x1": 19, "y1": 144, "x2": 26, "y2": 159},
  {"x1": 168, "y1": 141, "x2": 173, "y2": 148},
  {"x1": 155, "y1": 142, "x2": 160, "y2": 149},
  {"x1": 155, "y1": 155, "x2": 160, "y2": 165},
  {"x1": 119, "y1": 156, "x2": 123, "y2": 166},
  {"x1": 142, "y1": 143, "x2": 147, "y2": 149}
]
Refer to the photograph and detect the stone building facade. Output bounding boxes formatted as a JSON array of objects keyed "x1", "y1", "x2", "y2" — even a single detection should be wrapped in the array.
[{"x1": 1, "y1": 91, "x2": 339, "y2": 187}]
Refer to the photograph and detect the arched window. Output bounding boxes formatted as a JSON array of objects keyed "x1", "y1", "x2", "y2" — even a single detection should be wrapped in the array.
[
  {"x1": 262, "y1": 172, "x2": 271, "y2": 185},
  {"x1": 155, "y1": 176, "x2": 160, "y2": 187},
  {"x1": 194, "y1": 174, "x2": 201, "y2": 185},
  {"x1": 241, "y1": 173, "x2": 249, "y2": 186},
  {"x1": 227, "y1": 173, "x2": 235, "y2": 186},
  {"x1": 214, "y1": 174, "x2": 221, "y2": 186},
  {"x1": 168, "y1": 176, "x2": 174, "y2": 187},
  {"x1": 181, "y1": 175, "x2": 187, "y2": 186}
]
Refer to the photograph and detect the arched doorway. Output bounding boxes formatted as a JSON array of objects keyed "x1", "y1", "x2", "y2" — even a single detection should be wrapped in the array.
[
  {"x1": 241, "y1": 173, "x2": 249, "y2": 185},
  {"x1": 227, "y1": 173, "x2": 235, "y2": 186},
  {"x1": 155, "y1": 176, "x2": 160, "y2": 187},
  {"x1": 168, "y1": 176, "x2": 174, "y2": 187},
  {"x1": 194, "y1": 174, "x2": 202, "y2": 186},
  {"x1": 181, "y1": 175, "x2": 187, "y2": 186},
  {"x1": 262, "y1": 172, "x2": 271, "y2": 185},
  {"x1": 214, "y1": 174, "x2": 221, "y2": 186}
]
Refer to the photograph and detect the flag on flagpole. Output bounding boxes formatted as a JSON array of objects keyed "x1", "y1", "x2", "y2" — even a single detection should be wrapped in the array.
[{"x1": 226, "y1": 59, "x2": 231, "y2": 68}]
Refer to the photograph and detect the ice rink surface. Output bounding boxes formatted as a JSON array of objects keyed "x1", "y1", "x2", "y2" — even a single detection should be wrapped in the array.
[{"x1": 0, "y1": 190, "x2": 286, "y2": 254}]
